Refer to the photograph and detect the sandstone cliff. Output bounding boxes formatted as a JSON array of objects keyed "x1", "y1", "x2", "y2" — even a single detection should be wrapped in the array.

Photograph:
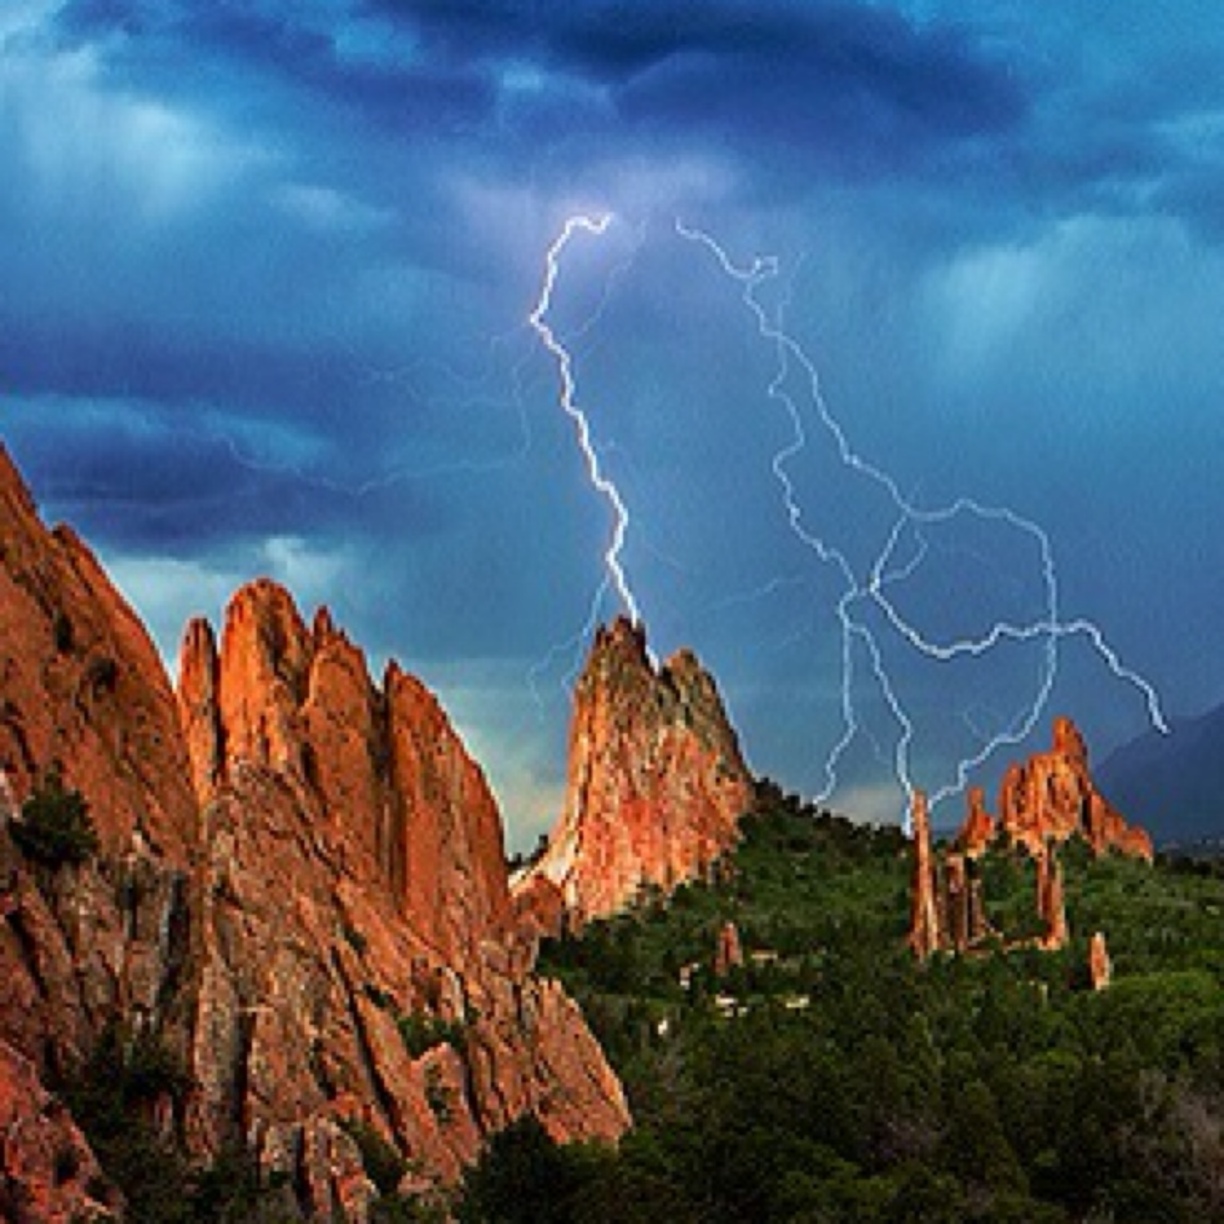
[
  {"x1": 176, "y1": 581, "x2": 628, "y2": 1207},
  {"x1": 0, "y1": 446, "x2": 198, "y2": 863},
  {"x1": 513, "y1": 617, "x2": 754, "y2": 928},
  {"x1": 0, "y1": 445, "x2": 627, "y2": 1220},
  {"x1": 0, "y1": 1038, "x2": 116, "y2": 1223},
  {"x1": 0, "y1": 444, "x2": 200, "y2": 1217}
]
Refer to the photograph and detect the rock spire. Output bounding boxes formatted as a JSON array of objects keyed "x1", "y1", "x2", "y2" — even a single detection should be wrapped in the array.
[{"x1": 513, "y1": 617, "x2": 754, "y2": 928}]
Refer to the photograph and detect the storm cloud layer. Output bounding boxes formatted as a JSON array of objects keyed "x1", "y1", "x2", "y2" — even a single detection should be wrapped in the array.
[{"x1": 5, "y1": 1, "x2": 1223, "y2": 841}]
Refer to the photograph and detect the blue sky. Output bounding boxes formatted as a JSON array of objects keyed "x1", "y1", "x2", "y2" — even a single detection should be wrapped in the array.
[{"x1": 4, "y1": 1, "x2": 1223, "y2": 844}]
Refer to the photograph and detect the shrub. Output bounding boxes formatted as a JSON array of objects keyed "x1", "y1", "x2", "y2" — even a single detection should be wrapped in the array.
[
  {"x1": 340, "y1": 1118, "x2": 408, "y2": 1197},
  {"x1": 424, "y1": 1065, "x2": 454, "y2": 1124},
  {"x1": 397, "y1": 1012, "x2": 466, "y2": 1058},
  {"x1": 11, "y1": 767, "x2": 99, "y2": 867}
]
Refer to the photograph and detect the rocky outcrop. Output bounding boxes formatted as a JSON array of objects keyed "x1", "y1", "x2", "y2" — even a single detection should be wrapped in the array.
[
  {"x1": 909, "y1": 718, "x2": 1150, "y2": 960},
  {"x1": 514, "y1": 618, "x2": 754, "y2": 927},
  {"x1": 0, "y1": 444, "x2": 196, "y2": 1088},
  {"x1": 177, "y1": 589, "x2": 514, "y2": 967},
  {"x1": 176, "y1": 581, "x2": 629, "y2": 1200},
  {"x1": 998, "y1": 717, "x2": 1153, "y2": 861},
  {"x1": 1035, "y1": 844, "x2": 1069, "y2": 951},
  {"x1": 0, "y1": 450, "x2": 195, "y2": 1221},
  {"x1": 0, "y1": 445, "x2": 628, "y2": 1219},
  {"x1": 1089, "y1": 931, "x2": 1112, "y2": 991},
  {"x1": 943, "y1": 852, "x2": 990, "y2": 952},
  {"x1": 1096, "y1": 930, "x2": 1116, "y2": 988},
  {"x1": 0, "y1": 447, "x2": 197, "y2": 862}
]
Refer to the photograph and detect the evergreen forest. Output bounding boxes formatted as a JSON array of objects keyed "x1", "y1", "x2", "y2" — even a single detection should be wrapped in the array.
[{"x1": 458, "y1": 790, "x2": 1224, "y2": 1223}]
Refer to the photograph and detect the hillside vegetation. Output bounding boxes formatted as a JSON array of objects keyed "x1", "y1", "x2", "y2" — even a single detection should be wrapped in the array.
[{"x1": 459, "y1": 790, "x2": 1224, "y2": 1223}]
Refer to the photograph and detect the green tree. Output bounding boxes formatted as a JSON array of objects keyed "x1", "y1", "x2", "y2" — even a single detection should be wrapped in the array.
[
  {"x1": 457, "y1": 1118, "x2": 584, "y2": 1224},
  {"x1": 11, "y1": 766, "x2": 99, "y2": 866}
]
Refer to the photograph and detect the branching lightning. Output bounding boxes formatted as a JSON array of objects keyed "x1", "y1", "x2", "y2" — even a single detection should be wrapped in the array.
[
  {"x1": 528, "y1": 214, "x2": 643, "y2": 628},
  {"x1": 673, "y1": 218, "x2": 1168, "y2": 824},
  {"x1": 525, "y1": 212, "x2": 1166, "y2": 827}
]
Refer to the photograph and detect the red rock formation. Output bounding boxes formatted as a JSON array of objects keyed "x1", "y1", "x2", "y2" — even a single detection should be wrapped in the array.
[
  {"x1": 0, "y1": 445, "x2": 196, "y2": 1082},
  {"x1": 177, "y1": 580, "x2": 628, "y2": 1195},
  {"x1": 909, "y1": 717, "x2": 1148, "y2": 960},
  {"x1": 1035, "y1": 845, "x2": 1069, "y2": 951},
  {"x1": 1089, "y1": 930, "x2": 1112, "y2": 991},
  {"x1": 944, "y1": 854, "x2": 970, "y2": 952},
  {"x1": 955, "y1": 786, "x2": 995, "y2": 859},
  {"x1": 512, "y1": 873, "x2": 566, "y2": 943},
  {"x1": 514, "y1": 617, "x2": 754, "y2": 926},
  {"x1": 907, "y1": 791, "x2": 943, "y2": 959},
  {"x1": 0, "y1": 445, "x2": 197, "y2": 861},
  {"x1": 713, "y1": 920, "x2": 744, "y2": 977},
  {"x1": 908, "y1": 717, "x2": 1152, "y2": 959},
  {"x1": 998, "y1": 716, "x2": 1152, "y2": 861},
  {"x1": 0, "y1": 446, "x2": 628, "y2": 1216}
]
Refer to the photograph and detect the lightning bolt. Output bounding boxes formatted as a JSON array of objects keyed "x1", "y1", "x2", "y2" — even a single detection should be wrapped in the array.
[
  {"x1": 675, "y1": 218, "x2": 1168, "y2": 826},
  {"x1": 528, "y1": 213, "x2": 642, "y2": 627}
]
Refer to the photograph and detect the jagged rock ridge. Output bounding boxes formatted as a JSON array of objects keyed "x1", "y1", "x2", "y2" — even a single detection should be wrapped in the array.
[
  {"x1": 997, "y1": 716, "x2": 1153, "y2": 862},
  {"x1": 0, "y1": 445, "x2": 627, "y2": 1220},
  {"x1": 513, "y1": 616, "x2": 755, "y2": 929}
]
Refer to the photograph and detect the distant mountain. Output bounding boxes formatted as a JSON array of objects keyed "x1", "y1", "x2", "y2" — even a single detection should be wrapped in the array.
[{"x1": 1097, "y1": 704, "x2": 1224, "y2": 844}]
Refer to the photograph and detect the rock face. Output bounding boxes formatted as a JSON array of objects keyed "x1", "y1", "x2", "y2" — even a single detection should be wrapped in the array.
[
  {"x1": 955, "y1": 786, "x2": 995, "y2": 859},
  {"x1": 1034, "y1": 844, "x2": 1069, "y2": 951},
  {"x1": 0, "y1": 1038, "x2": 116, "y2": 1223},
  {"x1": 0, "y1": 448, "x2": 197, "y2": 863},
  {"x1": 909, "y1": 718, "x2": 1150, "y2": 960},
  {"x1": 0, "y1": 446, "x2": 628, "y2": 1219},
  {"x1": 514, "y1": 618, "x2": 754, "y2": 927},
  {"x1": 0, "y1": 445, "x2": 199, "y2": 1219}
]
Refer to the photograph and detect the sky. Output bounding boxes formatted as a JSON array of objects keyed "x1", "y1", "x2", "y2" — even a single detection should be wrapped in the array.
[{"x1": 4, "y1": 1, "x2": 1224, "y2": 846}]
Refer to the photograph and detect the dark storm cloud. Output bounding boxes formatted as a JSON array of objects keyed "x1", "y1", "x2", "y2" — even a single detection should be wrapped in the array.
[
  {"x1": 8, "y1": 0, "x2": 1224, "y2": 837},
  {"x1": 0, "y1": 316, "x2": 361, "y2": 425},
  {"x1": 52, "y1": 0, "x2": 1029, "y2": 189},
  {"x1": 369, "y1": 0, "x2": 1031, "y2": 182},
  {"x1": 5, "y1": 399, "x2": 442, "y2": 552},
  {"x1": 380, "y1": 0, "x2": 1009, "y2": 94},
  {"x1": 41, "y1": 0, "x2": 1224, "y2": 232}
]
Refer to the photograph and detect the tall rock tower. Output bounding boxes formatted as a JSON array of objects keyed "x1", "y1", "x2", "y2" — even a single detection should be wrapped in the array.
[{"x1": 515, "y1": 618, "x2": 755, "y2": 928}]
